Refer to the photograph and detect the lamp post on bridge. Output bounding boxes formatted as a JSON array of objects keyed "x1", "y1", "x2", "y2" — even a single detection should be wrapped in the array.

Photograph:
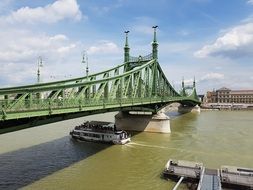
[
  {"x1": 36, "y1": 56, "x2": 43, "y2": 100},
  {"x1": 82, "y1": 51, "x2": 89, "y2": 78},
  {"x1": 37, "y1": 56, "x2": 43, "y2": 83},
  {"x1": 82, "y1": 51, "x2": 89, "y2": 99},
  {"x1": 182, "y1": 77, "x2": 187, "y2": 97}
]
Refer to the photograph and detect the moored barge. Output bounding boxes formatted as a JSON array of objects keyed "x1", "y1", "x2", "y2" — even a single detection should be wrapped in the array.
[
  {"x1": 163, "y1": 159, "x2": 204, "y2": 189},
  {"x1": 163, "y1": 159, "x2": 253, "y2": 190},
  {"x1": 220, "y1": 165, "x2": 253, "y2": 189}
]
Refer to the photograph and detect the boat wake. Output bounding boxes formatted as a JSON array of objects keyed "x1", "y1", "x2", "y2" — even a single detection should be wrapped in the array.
[{"x1": 126, "y1": 142, "x2": 169, "y2": 149}]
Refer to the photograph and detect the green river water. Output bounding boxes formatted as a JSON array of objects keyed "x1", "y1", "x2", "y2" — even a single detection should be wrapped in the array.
[{"x1": 0, "y1": 111, "x2": 252, "y2": 190}]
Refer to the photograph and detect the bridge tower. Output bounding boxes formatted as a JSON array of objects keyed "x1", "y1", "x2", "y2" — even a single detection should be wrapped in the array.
[
  {"x1": 116, "y1": 26, "x2": 171, "y2": 133},
  {"x1": 181, "y1": 77, "x2": 187, "y2": 96},
  {"x1": 124, "y1": 31, "x2": 130, "y2": 63},
  {"x1": 152, "y1": 26, "x2": 159, "y2": 60},
  {"x1": 124, "y1": 31, "x2": 130, "y2": 72},
  {"x1": 152, "y1": 26, "x2": 159, "y2": 96}
]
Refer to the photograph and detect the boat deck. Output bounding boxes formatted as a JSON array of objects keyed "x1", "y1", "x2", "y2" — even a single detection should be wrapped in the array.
[
  {"x1": 74, "y1": 120, "x2": 116, "y2": 133},
  {"x1": 220, "y1": 166, "x2": 253, "y2": 189},
  {"x1": 164, "y1": 159, "x2": 202, "y2": 180}
]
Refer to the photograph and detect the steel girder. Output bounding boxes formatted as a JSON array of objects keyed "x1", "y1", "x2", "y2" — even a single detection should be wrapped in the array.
[{"x1": 0, "y1": 58, "x2": 200, "y2": 121}]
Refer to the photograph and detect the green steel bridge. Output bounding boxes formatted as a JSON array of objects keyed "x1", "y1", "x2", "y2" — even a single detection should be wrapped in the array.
[{"x1": 0, "y1": 27, "x2": 200, "y2": 131}]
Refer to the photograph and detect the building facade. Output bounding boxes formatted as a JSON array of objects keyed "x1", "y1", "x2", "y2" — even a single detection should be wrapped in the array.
[
  {"x1": 205, "y1": 91, "x2": 217, "y2": 103},
  {"x1": 205, "y1": 87, "x2": 253, "y2": 104}
]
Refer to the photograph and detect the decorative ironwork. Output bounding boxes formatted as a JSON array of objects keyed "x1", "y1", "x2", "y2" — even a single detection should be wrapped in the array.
[
  {"x1": 0, "y1": 59, "x2": 200, "y2": 121},
  {"x1": 0, "y1": 28, "x2": 200, "y2": 122},
  {"x1": 129, "y1": 53, "x2": 153, "y2": 63}
]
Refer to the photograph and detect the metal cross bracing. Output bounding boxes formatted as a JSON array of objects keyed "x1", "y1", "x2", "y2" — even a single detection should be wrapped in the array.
[{"x1": 0, "y1": 27, "x2": 200, "y2": 122}]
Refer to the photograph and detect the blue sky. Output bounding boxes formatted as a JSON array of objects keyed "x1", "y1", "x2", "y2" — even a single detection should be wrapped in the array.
[{"x1": 0, "y1": 0, "x2": 253, "y2": 93}]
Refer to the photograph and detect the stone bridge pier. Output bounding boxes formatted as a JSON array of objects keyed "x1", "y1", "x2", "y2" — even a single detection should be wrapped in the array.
[
  {"x1": 178, "y1": 105, "x2": 200, "y2": 114},
  {"x1": 114, "y1": 110, "x2": 171, "y2": 133}
]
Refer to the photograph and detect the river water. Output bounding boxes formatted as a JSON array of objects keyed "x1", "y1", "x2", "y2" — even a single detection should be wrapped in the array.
[{"x1": 0, "y1": 111, "x2": 252, "y2": 190}]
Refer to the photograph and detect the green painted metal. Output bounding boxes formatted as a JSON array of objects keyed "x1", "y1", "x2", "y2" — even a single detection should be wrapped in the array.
[{"x1": 0, "y1": 28, "x2": 200, "y2": 122}]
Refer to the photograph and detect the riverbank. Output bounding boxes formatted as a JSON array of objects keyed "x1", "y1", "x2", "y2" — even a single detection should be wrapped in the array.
[{"x1": 201, "y1": 103, "x2": 253, "y2": 111}]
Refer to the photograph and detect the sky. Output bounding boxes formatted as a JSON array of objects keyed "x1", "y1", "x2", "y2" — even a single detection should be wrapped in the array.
[{"x1": 0, "y1": 0, "x2": 253, "y2": 94}]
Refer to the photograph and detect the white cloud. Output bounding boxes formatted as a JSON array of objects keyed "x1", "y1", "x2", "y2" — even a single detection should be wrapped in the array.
[
  {"x1": 0, "y1": 62, "x2": 35, "y2": 86},
  {"x1": 1, "y1": 0, "x2": 83, "y2": 24},
  {"x1": 200, "y1": 72, "x2": 224, "y2": 81},
  {"x1": 57, "y1": 44, "x2": 76, "y2": 53},
  {"x1": 0, "y1": 28, "x2": 123, "y2": 86},
  {"x1": 0, "y1": 31, "x2": 78, "y2": 62},
  {"x1": 247, "y1": 0, "x2": 253, "y2": 5},
  {"x1": 194, "y1": 22, "x2": 253, "y2": 58},
  {"x1": 87, "y1": 41, "x2": 120, "y2": 55},
  {"x1": 0, "y1": 27, "x2": 83, "y2": 86},
  {"x1": 50, "y1": 34, "x2": 68, "y2": 41},
  {"x1": 184, "y1": 78, "x2": 194, "y2": 84}
]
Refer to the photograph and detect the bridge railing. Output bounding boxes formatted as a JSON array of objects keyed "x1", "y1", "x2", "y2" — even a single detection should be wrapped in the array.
[{"x1": 0, "y1": 95, "x2": 198, "y2": 113}]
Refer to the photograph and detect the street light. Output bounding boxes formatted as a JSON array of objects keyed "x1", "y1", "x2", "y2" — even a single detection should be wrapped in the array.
[
  {"x1": 37, "y1": 56, "x2": 43, "y2": 83},
  {"x1": 82, "y1": 51, "x2": 89, "y2": 78}
]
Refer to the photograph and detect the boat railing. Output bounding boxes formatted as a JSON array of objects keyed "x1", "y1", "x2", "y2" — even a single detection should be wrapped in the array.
[{"x1": 75, "y1": 128, "x2": 115, "y2": 134}]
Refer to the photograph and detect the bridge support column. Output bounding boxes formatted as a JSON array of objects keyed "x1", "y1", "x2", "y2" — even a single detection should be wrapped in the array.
[
  {"x1": 178, "y1": 105, "x2": 200, "y2": 114},
  {"x1": 114, "y1": 110, "x2": 170, "y2": 133}
]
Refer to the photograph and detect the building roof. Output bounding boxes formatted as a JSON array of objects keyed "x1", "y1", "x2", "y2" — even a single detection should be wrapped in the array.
[
  {"x1": 206, "y1": 91, "x2": 216, "y2": 95},
  {"x1": 230, "y1": 90, "x2": 253, "y2": 95},
  {"x1": 217, "y1": 87, "x2": 231, "y2": 91}
]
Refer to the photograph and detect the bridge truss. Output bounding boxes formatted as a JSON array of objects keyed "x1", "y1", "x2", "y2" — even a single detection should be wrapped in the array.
[{"x1": 0, "y1": 28, "x2": 200, "y2": 122}]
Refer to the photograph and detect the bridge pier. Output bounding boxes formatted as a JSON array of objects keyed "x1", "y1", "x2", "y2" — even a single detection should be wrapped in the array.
[
  {"x1": 178, "y1": 105, "x2": 200, "y2": 114},
  {"x1": 114, "y1": 110, "x2": 171, "y2": 133}
]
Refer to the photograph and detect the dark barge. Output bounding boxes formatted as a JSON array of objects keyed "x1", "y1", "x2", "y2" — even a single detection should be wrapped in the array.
[{"x1": 163, "y1": 159, "x2": 253, "y2": 190}]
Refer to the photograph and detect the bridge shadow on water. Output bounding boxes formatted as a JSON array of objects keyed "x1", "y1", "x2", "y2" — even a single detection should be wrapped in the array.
[{"x1": 0, "y1": 136, "x2": 111, "y2": 190}]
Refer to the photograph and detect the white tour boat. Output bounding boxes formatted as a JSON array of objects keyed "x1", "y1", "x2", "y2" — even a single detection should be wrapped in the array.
[{"x1": 70, "y1": 121, "x2": 131, "y2": 145}]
